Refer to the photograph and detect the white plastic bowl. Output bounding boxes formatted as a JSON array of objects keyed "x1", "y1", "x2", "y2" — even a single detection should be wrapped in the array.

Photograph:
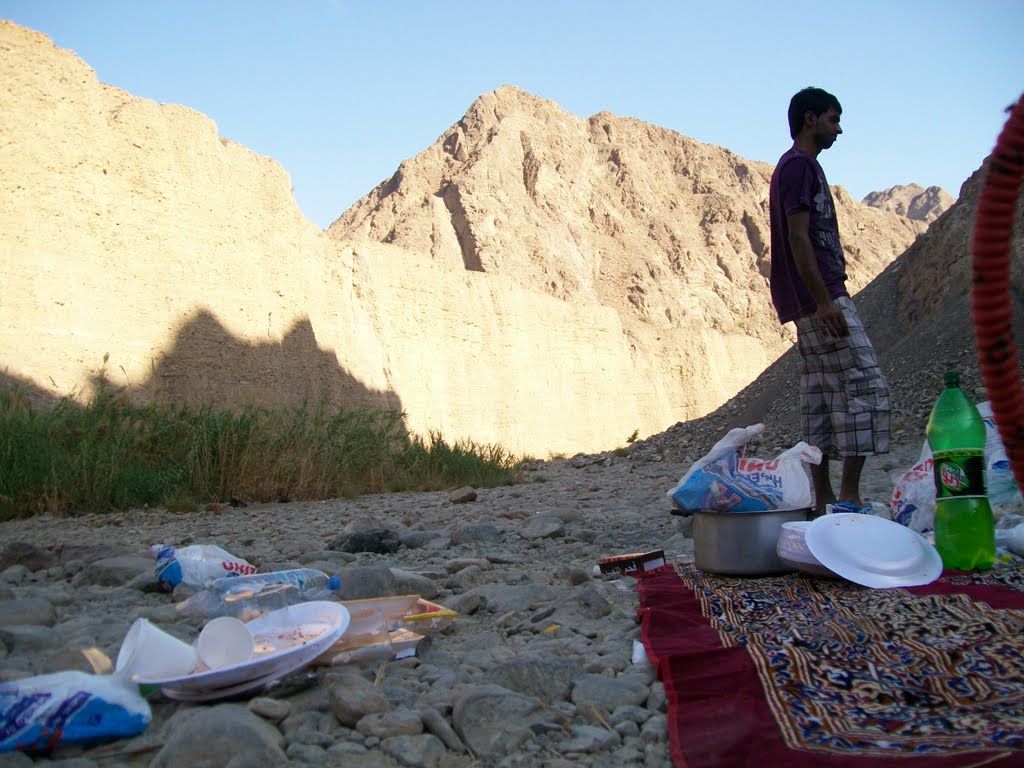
[{"x1": 776, "y1": 521, "x2": 839, "y2": 578}]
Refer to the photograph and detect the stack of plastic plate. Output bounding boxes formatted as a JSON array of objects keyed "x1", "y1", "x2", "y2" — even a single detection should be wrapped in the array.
[
  {"x1": 133, "y1": 601, "x2": 350, "y2": 702},
  {"x1": 778, "y1": 513, "x2": 943, "y2": 588},
  {"x1": 776, "y1": 521, "x2": 838, "y2": 578}
]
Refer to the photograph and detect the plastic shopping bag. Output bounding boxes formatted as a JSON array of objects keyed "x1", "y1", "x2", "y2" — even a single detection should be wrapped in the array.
[
  {"x1": 152, "y1": 543, "x2": 256, "y2": 592},
  {"x1": 978, "y1": 402, "x2": 1024, "y2": 511},
  {"x1": 890, "y1": 401, "x2": 1023, "y2": 533},
  {"x1": 890, "y1": 443, "x2": 935, "y2": 533},
  {"x1": 667, "y1": 424, "x2": 822, "y2": 513},
  {"x1": 0, "y1": 671, "x2": 150, "y2": 753}
]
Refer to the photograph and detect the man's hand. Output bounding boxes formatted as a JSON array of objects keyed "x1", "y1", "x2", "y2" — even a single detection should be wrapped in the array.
[{"x1": 816, "y1": 298, "x2": 849, "y2": 337}]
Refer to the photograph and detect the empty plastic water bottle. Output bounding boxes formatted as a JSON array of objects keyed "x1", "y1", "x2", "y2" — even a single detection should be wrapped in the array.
[
  {"x1": 152, "y1": 544, "x2": 256, "y2": 592},
  {"x1": 176, "y1": 568, "x2": 341, "y2": 621}
]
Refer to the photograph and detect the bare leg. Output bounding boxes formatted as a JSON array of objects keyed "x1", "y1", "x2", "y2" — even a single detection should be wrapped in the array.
[
  {"x1": 839, "y1": 456, "x2": 866, "y2": 506},
  {"x1": 811, "y1": 457, "x2": 836, "y2": 512}
]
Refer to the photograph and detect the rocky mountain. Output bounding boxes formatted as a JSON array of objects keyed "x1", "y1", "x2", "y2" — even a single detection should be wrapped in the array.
[
  {"x1": 862, "y1": 183, "x2": 955, "y2": 223},
  {"x1": 328, "y1": 85, "x2": 922, "y2": 344},
  {"x1": 0, "y1": 21, "x2": 928, "y2": 457}
]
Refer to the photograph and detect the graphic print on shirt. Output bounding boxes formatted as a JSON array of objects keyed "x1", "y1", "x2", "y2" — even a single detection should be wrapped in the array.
[{"x1": 810, "y1": 166, "x2": 846, "y2": 284}]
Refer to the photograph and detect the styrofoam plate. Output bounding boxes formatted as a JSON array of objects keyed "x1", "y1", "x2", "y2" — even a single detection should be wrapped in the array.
[
  {"x1": 160, "y1": 666, "x2": 289, "y2": 702},
  {"x1": 805, "y1": 513, "x2": 942, "y2": 589},
  {"x1": 138, "y1": 601, "x2": 349, "y2": 691}
]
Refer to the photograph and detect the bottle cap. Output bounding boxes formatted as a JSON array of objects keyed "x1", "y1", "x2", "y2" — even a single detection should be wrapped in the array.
[
  {"x1": 943, "y1": 371, "x2": 960, "y2": 387},
  {"x1": 156, "y1": 559, "x2": 183, "y2": 592},
  {"x1": 328, "y1": 576, "x2": 340, "y2": 591}
]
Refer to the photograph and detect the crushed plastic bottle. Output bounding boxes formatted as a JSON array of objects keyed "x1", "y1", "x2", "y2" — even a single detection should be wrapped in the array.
[
  {"x1": 152, "y1": 544, "x2": 256, "y2": 592},
  {"x1": 176, "y1": 568, "x2": 341, "y2": 621},
  {"x1": 0, "y1": 671, "x2": 150, "y2": 754}
]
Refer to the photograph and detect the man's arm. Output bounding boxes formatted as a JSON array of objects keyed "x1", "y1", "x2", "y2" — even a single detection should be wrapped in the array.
[{"x1": 787, "y1": 210, "x2": 848, "y2": 337}]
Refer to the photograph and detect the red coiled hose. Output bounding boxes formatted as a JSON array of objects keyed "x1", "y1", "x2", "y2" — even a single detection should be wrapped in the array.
[{"x1": 972, "y1": 95, "x2": 1024, "y2": 492}]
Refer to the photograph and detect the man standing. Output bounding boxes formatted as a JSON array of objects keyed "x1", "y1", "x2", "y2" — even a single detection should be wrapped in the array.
[{"x1": 768, "y1": 87, "x2": 890, "y2": 514}]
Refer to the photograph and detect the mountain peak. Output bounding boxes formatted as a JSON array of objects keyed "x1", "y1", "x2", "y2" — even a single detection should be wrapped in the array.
[{"x1": 862, "y1": 183, "x2": 955, "y2": 223}]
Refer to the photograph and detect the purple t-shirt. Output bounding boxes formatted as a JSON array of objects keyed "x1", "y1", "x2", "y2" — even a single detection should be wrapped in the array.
[{"x1": 768, "y1": 148, "x2": 848, "y2": 323}]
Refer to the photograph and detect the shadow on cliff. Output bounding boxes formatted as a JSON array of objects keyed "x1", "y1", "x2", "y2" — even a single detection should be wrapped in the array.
[
  {"x1": 2, "y1": 309, "x2": 402, "y2": 422},
  {"x1": 132, "y1": 308, "x2": 401, "y2": 416},
  {"x1": 0, "y1": 369, "x2": 61, "y2": 409}
]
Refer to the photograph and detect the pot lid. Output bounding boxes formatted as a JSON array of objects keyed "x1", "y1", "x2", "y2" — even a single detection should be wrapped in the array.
[{"x1": 805, "y1": 513, "x2": 942, "y2": 589}]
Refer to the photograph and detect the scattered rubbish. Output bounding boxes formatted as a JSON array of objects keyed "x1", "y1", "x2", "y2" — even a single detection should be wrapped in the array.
[
  {"x1": 603, "y1": 579, "x2": 630, "y2": 591},
  {"x1": 889, "y1": 443, "x2": 935, "y2": 533},
  {"x1": 0, "y1": 670, "x2": 151, "y2": 754},
  {"x1": 597, "y1": 549, "x2": 669, "y2": 578},
  {"x1": 115, "y1": 618, "x2": 199, "y2": 682},
  {"x1": 1007, "y1": 526, "x2": 1024, "y2": 558},
  {"x1": 152, "y1": 544, "x2": 255, "y2": 592},
  {"x1": 891, "y1": 400, "x2": 1024, "y2": 533},
  {"x1": 197, "y1": 617, "x2": 254, "y2": 670},
  {"x1": 803, "y1": 513, "x2": 943, "y2": 588},
  {"x1": 631, "y1": 640, "x2": 649, "y2": 665},
  {"x1": 176, "y1": 568, "x2": 341, "y2": 621},
  {"x1": 131, "y1": 601, "x2": 349, "y2": 702},
  {"x1": 979, "y1": 402, "x2": 1024, "y2": 510},
  {"x1": 321, "y1": 595, "x2": 456, "y2": 666},
  {"x1": 776, "y1": 521, "x2": 839, "y2": 578},
  {"x1": 81, "y1": 647, "x2": 114, "y2": 675},
  {"x1": 997, "y1": 515, "x2": 1024, "y2": 558},
  {"x1": 667, "y1": 424, "x2": 822, "y2": 513}
]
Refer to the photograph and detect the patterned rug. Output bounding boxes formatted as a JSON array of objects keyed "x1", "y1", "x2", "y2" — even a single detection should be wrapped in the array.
[{"x1": 636, "y1": 562, "x2": 1024, "y2": 768}]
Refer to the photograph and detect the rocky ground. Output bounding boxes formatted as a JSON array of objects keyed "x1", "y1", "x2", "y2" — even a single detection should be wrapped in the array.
[{"x1": 0, "y1": 436, "x2": 927, "y2": 768}]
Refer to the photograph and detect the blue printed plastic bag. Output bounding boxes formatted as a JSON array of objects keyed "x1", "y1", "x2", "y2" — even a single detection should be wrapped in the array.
[
  {"x1": 667, "y1": 424, "x2": 822, "y2": 513},
  {"x1": 0, "y1": 671, "x2": 150, "y2": 753}
]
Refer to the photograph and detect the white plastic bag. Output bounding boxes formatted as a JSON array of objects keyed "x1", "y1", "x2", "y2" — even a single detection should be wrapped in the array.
[
  {"x1": 890, "y1": 443, "x2": 935, "y2": 533},
  {"x1": 667, "y1": 424, "x2": 822, "y2": 513},
  {"x1": 152, "y1": 544, "x2": 256, "y2": 592},
  {"x1": 978, "y1": 402, "x2": 1024, "y2": 510},
  {"x1": 0, "y1": 671, "x2": 150, "y2": 753}
]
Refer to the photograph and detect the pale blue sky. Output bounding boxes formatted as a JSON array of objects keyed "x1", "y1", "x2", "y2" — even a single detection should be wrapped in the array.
[{"x1": 3, "y1": 1, "x2": 1021, "y2": 228}]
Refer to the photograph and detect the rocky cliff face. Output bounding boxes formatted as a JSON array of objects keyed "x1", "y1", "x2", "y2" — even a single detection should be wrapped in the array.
[
  {"x1": 0, "y1": 22, "x2": 926, "y2": 456},
  {"x1": 862, "y1": 183, "x2": 955, "y2": 223},
  {"x1": 329, "y1": 86, "x2": 922, "y2": 345}
]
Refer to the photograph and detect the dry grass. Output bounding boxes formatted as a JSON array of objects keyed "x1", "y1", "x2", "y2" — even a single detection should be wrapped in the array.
[{"x1": 0, "y1": 385, "x2": 524, "y2": 518}]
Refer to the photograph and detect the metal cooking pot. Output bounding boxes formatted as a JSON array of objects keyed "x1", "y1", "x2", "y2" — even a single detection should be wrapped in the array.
[{"x1": 693, "y1": 507, "x2": 810, "y2": 575}]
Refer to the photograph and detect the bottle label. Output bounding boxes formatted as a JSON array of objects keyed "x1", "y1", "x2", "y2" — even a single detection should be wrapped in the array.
[{"x1": 932, "y1": 449, "x2": 986, "y2": 499}]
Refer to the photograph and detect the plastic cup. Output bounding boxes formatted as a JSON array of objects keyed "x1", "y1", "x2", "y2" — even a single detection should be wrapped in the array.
[
  {"x1": 197, "y1": 616, "x2": 255, "y2": 670},
  {"x1": 115, "y1": 618, "x2": 200, "y2": 681}
]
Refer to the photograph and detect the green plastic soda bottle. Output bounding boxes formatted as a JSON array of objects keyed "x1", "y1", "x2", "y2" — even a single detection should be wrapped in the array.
[{"x1": 925, "y1": 371, "x2": 995, "y2": 570}]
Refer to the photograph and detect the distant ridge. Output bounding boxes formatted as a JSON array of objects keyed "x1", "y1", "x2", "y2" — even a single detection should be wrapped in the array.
[{"x1": 862, "y1": 183, "x2": 955, "y2": 223}]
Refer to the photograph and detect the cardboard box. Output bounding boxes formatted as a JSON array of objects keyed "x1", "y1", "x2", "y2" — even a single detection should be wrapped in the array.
[
  {"x1": 315, "y1": 595, "x2": 456, "y2": 665},
  {"x1": 597, "y1": 549, "x2": 669, "y2": 578}
]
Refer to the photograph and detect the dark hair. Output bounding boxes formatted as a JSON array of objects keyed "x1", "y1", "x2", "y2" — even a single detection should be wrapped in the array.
[{"x1": 788, "y1": 87, "x2": 842, "y2": 139}]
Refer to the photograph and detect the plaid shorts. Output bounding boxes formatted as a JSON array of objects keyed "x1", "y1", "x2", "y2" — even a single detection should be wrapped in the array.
[{"x1": 794, "y1": 297, "x2": 891, "y2": 457}]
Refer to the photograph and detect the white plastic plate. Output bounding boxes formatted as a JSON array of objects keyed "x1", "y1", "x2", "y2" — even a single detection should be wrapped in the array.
[
  {"x1": 138, "y1": 601, "x2": 349, "y2": 691},
  {"x1": 805, "y1": 513, "x2": 942, "y2": 589},
  {"x1": 159, "y1": 666, "x2": 291, "y2": 702}
]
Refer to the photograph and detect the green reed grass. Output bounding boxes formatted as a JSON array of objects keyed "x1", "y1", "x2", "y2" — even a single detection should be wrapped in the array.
[{"x1": 0, "y1": 387, "x2": 524, "y2": 519}]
